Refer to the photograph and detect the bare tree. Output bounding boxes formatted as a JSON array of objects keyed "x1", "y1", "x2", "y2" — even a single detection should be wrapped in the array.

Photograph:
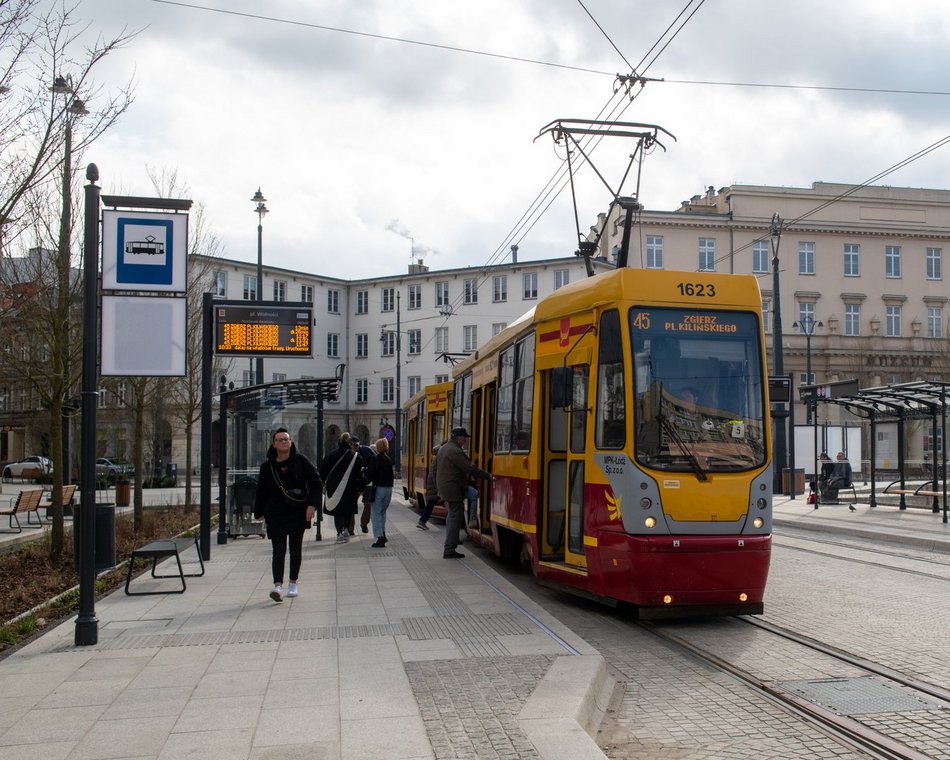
[{"x1": 0, "y1": 0, "x2": 136, "y2": 562}]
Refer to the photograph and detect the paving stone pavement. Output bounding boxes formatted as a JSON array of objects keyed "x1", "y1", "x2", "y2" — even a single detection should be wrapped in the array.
[{"x1": 0, "y1": 486, "x2": 607, "y2": 760}]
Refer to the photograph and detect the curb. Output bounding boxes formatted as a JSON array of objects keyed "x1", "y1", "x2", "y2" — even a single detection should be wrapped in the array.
[{"x1": 518, "y1": 654, "x2": 614, "y2": 760}]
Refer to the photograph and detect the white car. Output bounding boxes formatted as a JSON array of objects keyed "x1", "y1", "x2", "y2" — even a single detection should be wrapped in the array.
[{"x1": 3, "y1": 455, "x2": 53, "y2": 479}]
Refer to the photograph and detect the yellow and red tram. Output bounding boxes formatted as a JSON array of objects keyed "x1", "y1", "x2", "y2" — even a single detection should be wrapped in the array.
[
  {"x1": 443, "y1": 267, "x2": 772, "y2": 618},
  {"x1": 401, "y1": 380, "x2": 453, "y2": 517}
]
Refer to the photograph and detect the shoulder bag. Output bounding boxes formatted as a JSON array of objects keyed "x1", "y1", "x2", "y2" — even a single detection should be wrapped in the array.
[{"x1": 323, "y1": 452, "x2": 357, "y2": 514}]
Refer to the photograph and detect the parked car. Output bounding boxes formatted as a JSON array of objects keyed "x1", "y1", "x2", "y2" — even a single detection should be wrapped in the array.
[
  {"x1": 95, "y1": 457, "x2": 135, "y2": 478},
  {"x1": 2, "y1": 455, "x2": 53, "y2": 479}
]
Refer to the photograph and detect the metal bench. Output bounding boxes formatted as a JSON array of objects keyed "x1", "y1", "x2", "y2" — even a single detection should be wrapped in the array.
[{"x1": 125, "y1": 536, "x2": 205, "y2": 595}]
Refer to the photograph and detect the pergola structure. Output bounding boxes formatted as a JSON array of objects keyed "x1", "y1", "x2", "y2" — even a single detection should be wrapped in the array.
[{"x1": 813, "y1": 381, "x2": 949, "y2": 522}]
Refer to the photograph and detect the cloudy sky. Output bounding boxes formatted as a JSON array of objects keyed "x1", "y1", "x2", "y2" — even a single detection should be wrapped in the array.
[{"x1": 70, "y1": 0, "x2": 950, "y2": 280}]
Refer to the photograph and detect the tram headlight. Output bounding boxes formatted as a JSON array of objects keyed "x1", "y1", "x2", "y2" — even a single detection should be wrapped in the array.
[
  {"x1": 662, "y1": 595, "x2": 673, "y2": 604},
  {"x1": 640, "y1": 497, "x2": 652, "y2": 509},
  {"x1": 644, "y1": 516, "x2": 656, "y2": 528},
  {"x1": 739, "y1": 593, "x2": 748, "y2": 602},
  {"x1": 752, "y1": 516, "x2": 764, "y2": 529},
  {"x1": 756, "y1": 497, "x2": 768, "y2": 510}
]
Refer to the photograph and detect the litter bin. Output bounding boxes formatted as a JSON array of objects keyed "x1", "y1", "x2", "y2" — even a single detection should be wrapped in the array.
[
  {"x1": 115, "y1": 479, "x2": 131, "y2": 507},
  {"x1": 72, "y1": 503, "x2": 116, "y2": 571},
  {"x1": 782, "y1": 468, "x2": 805, "y2": 495}
]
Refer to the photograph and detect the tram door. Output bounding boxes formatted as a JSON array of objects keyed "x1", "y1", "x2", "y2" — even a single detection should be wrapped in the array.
[
  {"x1": 541, "y1": 365, "x2": 589, "y2": 568},
  {"x1": 470, "y1": 385, "x2": 494, "y2": 530}
]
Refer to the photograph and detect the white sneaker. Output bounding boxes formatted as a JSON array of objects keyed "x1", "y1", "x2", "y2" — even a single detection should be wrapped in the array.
[
  {"x1": 287, "y1": 583, "x2": 298, "y2": 597},
  {"x1": 335, "y1": 534, "x2": 345, "y2": 544},
  {"x1": 269, "y1": 585, "x2": 283, "y2": 602}
]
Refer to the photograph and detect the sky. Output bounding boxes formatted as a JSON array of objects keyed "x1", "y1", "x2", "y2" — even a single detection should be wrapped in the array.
[{"x1": 63, "y1": 0, "x2": 950, "y2": 280}]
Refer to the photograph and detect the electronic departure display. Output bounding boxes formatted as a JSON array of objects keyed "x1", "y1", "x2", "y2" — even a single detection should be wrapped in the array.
[{"x1": 214, "y1": 303, "x2": 312, "y2": 357}]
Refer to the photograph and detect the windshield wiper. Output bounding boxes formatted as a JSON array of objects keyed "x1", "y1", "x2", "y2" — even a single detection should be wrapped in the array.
[{"x1": 657, "y1": 412, "x2": 708, "y2": 481}]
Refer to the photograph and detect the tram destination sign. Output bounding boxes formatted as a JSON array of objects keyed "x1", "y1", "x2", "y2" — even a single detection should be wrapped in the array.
[{"x1": 215, "y1": 303, "x2": 313, "y2": 357}]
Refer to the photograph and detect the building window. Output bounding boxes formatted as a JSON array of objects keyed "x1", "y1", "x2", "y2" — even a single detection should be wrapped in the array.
[
  {"x1": 435, "y1": 326, "x2": 448, "y2": 353},
  {"x1": 844, "y1": 304, "x2": 861, "y2": 336},
  {"x1": 554, "y1": 270, "x2": 570, "y2": 290},
  {"x1": 97, "y1": 386, "x2": 107, "y2": 408},
  {"x1": 799, "y1": 242, "x2": 815, "y2": 275},
  {"x1": 698, "y1": 238, "x2": 716, "y2": 271},
  {"x1": 381, "y1": 377, "x2": 394, "y2": 404},
  {"x1": 272, "y1": 372, "x2": 286, "y2": 384},
  {"x1": 928, "y1": 306, "x2": 943, "y2": 338},
  {"x1": 327, "y1": 333, "x2": 339, "y2": 358},
  {"x1": 885, "y1": 245, "x2": 902, "y2": 278},
  {"x1": 492, "y1": 322, "x2": 506, "y2": 336},
  {"x1": 886, "y1": 304, "x2": 901, "y2": 337},
  {"x1": 356, "y1": 379, "x2": 368, "y2": 404},
  {"x1": 381, "y1": 332, "x2": 395, "y2": 357},
  {"x1": 273, "y1": 280, "x2": 286, "y2": 301},
  {"x1": 356, "y1": 333, "x2": 368, "y2": 358},
  {"x1": 646, "y1": 235, "x2": 664, "y2": 269},
  {"x1": 799, "y1": 371, "x2": 816, "y2": 386},
  {"x1": 242, "y1": 370, "x2": 254, "y2": 387},
  {"x1": 761, "y1": 300, "x2": 771, "y2": 333},
  {"x1": 844, "y1": 243, "x2": 860, "y2": 276},
  {"x1": 434, "y1": 374, "x2": 449, "y2": 384},
  {"x1": 381, "y1": 287, "x2": 395, "y2": 312},
  {"x1": 243, "y1": 274, "x2": 257, "y2": 300},
  {"x1": 751, "y1": 241, "x2": 768, "y2": 274},
  {"x1": 300, "y1": 284, "x2": 313, "y2": 303},
  {"x1": 213, "y1": 270, "x2": 226, "y2": 296},
  {"x1": 356, "y1": 290, "x2": 369, "y2": 314},
  {"x1": 797, "y1": 303, "x2": 816, "y2": 332},
  {"x1": 408, "y1": 284, "x2": 422, "y2": 309},
  {"x1": 463, "y1": 278, "x2": 478, "y2": 304},
  {"x1": 523, "y1": 272, "x2": 538, "y2": 300},
  {"x1": 327, "y1": 289, "x2": 339, "y2": 313},
  {"x1": 927, "y1": 247, "x2": 942, "y2": 280},
  {"x1": 436, "y1": 281, "x2": 449, "y2": 306},
  {"x1": 408, "y1": 376, "x2": 421, "y2": 397},
  {"x1": 407, "y1": 328, "x2": 421, "y2": 355},
  {"x1": 463, "y1": 325, "x2": 478, "y2": 352},
  {"x1": 493, "y1": 275, "x2": 507, "y2": 303}
]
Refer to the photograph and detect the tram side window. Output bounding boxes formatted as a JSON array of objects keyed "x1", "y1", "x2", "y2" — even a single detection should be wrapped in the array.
[
  {"x1": 495, "y1": 344, "x2": 515, "y2": 453},
  {"x1": 595, "y1": 309, "x2": 626, "y2": 449},
  {"x1": 512, "y1": 337, "x2": 534, "y2": 451},
  {"x1": 495, "y1": 334, "x2": 535, "y2": 453}
]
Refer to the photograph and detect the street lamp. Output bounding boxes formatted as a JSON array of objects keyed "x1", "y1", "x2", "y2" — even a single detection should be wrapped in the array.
[
  {"x1": 770, "y1": 213, "x2": 788, "y2": 493},
  {"x1": 50, "y1": 75, "x2": 88, "y2": 484},
  {"x1": 379, "y1": 292, "x2": 402, "y2": 475},
  {"x1": 251, "y1": 188, "x2": 268, "y2": 386},
  {"x1": 793, "y1": 315, "x2": 823, "y2": 424}
]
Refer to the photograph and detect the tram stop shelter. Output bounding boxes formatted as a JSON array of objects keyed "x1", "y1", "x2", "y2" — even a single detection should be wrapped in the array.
[
  {"x1": 809, "y1": 380, "x2": 950, "y2": 522},
  {"x1": 215, "y1": 370, "x2": 345, "y2": 544}
]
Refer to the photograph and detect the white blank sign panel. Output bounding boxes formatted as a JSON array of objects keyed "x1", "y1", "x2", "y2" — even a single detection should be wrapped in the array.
[{"x1": 101, "y1": 295, "x2": 187, "y2": 376}]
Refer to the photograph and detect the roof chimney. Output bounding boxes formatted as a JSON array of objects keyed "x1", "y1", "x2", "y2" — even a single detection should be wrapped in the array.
[{"x1": 510, "y1": 244, "x2": 518, "y2": 263}]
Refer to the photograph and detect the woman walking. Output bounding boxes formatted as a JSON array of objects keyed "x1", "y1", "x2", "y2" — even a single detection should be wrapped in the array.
[
  {"x1": 319, "y1": 432, "x2": 363, "y2": 543},
  {"x1": 254, "y1": 428, "x2": 322, "y2": 602},
  {"x1": 369, "y1": 438, "x2": 395, "y2": 547}
]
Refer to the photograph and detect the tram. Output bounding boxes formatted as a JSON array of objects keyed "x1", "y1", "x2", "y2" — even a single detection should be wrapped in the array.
[
  {"x1": 444, "y1": 267, "x2": 772, "y2": 618},
  {"x1": 402, "y1": 380, "x2": 454, "y2": 517}
]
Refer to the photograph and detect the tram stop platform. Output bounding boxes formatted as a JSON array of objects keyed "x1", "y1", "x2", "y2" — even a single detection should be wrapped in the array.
[
  {"x1": 2, "y1": 482, "x2": 950, "y2": 759},
  {"x1": 0, "y1": 486, "x2": 610, "y2": 760}
]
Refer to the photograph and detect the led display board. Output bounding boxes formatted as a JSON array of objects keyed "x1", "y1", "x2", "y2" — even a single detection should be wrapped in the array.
[{"x1": 214, "y1": 303, "x2": 312, "y2": 357}]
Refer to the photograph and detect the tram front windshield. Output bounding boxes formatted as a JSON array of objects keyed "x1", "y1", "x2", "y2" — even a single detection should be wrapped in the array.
[{"x1": 630, "y1": 307, "x2": 766, "y2": 474}]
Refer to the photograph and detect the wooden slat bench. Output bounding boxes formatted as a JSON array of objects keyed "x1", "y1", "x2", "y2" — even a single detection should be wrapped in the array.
[
  {"x1": 0, "y1": 489, "x2": 45, "y2": 533},
  {"x1": 125, "y1": 536, "x2": 205, "y2": 596},
  {"x1": 44, "y1": 484, "x2": 77, "y2": 521}
]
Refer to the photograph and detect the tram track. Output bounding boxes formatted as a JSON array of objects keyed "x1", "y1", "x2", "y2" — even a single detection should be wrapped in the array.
[
  {"x1": 775, "y1": 531, "x2": 950, "y2": 581},
  {"x1": 639, "y1": 618, "x2": 944, "y2": 760}
]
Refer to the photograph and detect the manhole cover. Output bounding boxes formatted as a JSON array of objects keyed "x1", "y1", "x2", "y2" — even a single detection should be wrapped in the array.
[{"x1": 780, "y1": 676, "x2": 940, "y2": 715}]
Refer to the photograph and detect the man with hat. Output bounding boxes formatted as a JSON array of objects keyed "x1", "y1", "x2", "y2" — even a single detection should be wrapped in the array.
[{"x1": 435, "y1": 427, "x2": 491, "y2": 558}]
